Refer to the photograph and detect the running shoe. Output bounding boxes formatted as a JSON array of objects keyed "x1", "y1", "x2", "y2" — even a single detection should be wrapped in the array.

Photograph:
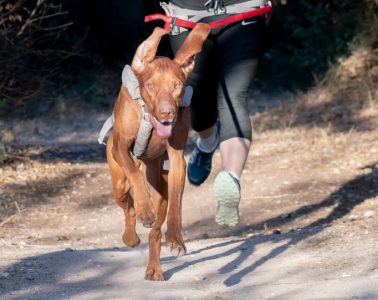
[
  {"x1": 213, "y1": 171, "x2": 241, "y2": 226},
  {"x1": 187, "y1": 122, "x2": 220, "y2": 186}
]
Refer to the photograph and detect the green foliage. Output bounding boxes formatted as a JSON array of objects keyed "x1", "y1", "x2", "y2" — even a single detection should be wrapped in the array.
[
  {"x1": 258, "y1": 0, "x2": 377, "y2": 89},
  {"x1": 285, "y1": 1, "x2": 335, "y2": 69}
]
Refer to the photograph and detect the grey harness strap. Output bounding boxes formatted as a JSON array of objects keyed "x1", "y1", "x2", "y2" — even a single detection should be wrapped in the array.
[
  {"x1": 98, "y1": 112, "x2": 114, "y2": 145},
  {"x1": 98, "y1": 65, "x2": 153, "y2": 157},
  {"x1": 132, "y1": 98, "x2": 153, "y2": 157},
  {"x1": 98, "y1": 65, "x2": 142, "y2": 146},
  {"x1": 98, "y1": 65, "x2": 193, "y2": 159}
]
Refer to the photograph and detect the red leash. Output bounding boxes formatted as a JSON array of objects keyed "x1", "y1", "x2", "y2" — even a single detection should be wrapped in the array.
[{"x1": 145, "y1": 6, "x2": 272, "y2": 31}]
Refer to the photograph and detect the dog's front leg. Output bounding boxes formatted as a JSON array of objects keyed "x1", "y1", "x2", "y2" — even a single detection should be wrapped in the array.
[
  {"x1": 112, "y1": 140, "x2": 156, "y2": 227},
  {"x1": 165, "y1": 148, "x2": 187, "y2": 257},
  {"x1": 144, "y1": 157, "x2": 168, "y2": 281}
]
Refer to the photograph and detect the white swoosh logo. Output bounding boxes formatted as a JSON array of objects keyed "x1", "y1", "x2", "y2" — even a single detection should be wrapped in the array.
[{"x1": 241, "y1": 20, "x2": 257, "y2": 26}]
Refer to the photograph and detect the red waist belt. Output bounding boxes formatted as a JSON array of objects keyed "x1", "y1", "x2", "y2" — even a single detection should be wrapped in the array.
[{"x1": 145, "y1": 6, "x2": 272, "y2": 31}]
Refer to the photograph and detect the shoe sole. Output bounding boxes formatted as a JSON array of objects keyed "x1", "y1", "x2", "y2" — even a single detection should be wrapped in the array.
[{"x1": 213, "y1": 171, "x2": 240, "y2": 227}]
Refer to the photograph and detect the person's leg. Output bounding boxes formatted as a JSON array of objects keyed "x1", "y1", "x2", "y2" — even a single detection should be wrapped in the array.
[
  {"x1": 220, "y1": 137, "x2": 251, "y2": 178},
  {"x1": 217, "y1": 57, "x2": 258, "y2": 179},
  {"x1": 214, "y1": 16, "x2": 266, "y2": 226},
  {"x1": 214, "y1": 58, "x2": 257, "y2": 226}
]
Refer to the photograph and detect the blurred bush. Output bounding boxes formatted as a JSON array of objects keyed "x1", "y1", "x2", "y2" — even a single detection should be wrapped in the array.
[
  {"x1": 259, "y1": 0, "x2": 378, "y2": 89},
  {"x1": 50, "y1": 0, "x2": 151, "y2": 108},
  {"x1": 0, "y1": 0, "x2": 152, "y2": 114},
  {"x1": 0, "y1": 0, "x2": 377, "y2": 114},
  {"x1": 0, "y1": 0, "x2": 74, "y2": 113}
]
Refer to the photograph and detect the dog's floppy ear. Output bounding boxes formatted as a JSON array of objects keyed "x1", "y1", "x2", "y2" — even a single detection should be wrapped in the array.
[
  {"x1": 173, "y1": 23, "x2": 210, "y2": 77},
  {"x1": 131, "y1": 27, "x2": 169, "y2": 74}
]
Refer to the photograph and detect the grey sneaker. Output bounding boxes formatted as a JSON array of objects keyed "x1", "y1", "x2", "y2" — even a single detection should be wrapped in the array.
[{"x1": 213, "y1": 171, "x2": 241, "y2": 226}]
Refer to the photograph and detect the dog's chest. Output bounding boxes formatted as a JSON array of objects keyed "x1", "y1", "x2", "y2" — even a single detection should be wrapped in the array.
[{"x1": 137, "y1": 133, "x2": 167, "y2": 160}]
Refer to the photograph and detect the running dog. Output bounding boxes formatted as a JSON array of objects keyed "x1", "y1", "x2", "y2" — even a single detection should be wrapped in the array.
[{"x1": 105, "y1": 24, "x2": 210, "y2": 281}]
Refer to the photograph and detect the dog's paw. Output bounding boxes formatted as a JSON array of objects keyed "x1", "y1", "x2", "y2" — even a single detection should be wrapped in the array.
[
  {"x1": 135, "y1": 201, "x2": 157, "y2": 228},
  {"x1": 165, "y1": 233, "x2": 186, "y2": 257},
  {"x1": 122, "y1": 232, "x2": 140, "y2": 248},
  {"x1": 145, "y1": 266, "x2": 165, "y2": 281}
]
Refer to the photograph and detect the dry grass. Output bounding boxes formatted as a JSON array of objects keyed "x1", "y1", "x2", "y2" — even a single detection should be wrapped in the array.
[
  {"x1": 254, "y1": 6, "x2": 378, "y2": 134},
  {"x1": 253, "y1": 45, "x2": 378, "y2": 134},
  {"x1": 250, "y1": 19, "x2": 378, "y2": 207}
]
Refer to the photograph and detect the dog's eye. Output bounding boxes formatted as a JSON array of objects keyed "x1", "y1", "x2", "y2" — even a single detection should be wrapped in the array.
[
  {"x1": 174, "y1": 81, "x2": 182, "y2": 90},
  {"x1": 145, "y1": 82, "x2": 154, "y2": 90}
]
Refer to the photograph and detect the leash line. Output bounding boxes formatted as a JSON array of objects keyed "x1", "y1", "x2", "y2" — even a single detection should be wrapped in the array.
[{"x1": 145, "y1": 5, "x2": 272, "y2": 31}]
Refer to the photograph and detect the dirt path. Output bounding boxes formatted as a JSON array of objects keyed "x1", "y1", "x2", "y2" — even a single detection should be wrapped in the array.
[{"x1": 1, "y1": 98, "x2": 378, "y2": 299}]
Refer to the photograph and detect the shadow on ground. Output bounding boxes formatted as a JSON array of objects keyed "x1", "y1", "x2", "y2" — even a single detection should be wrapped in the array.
[
  {"x1": 24, "y1": 142, "x2": 106, "y2": 164},
  {"x1": 0, "y1": 246, "x2": 147, "y2": 299},
  {"x1": 1, "y1": 166, "x2": 376, "y2": 297},
  {"x1": 176, "y1": 166, "x2": 378, "y2": 286},
  {"x1": 0, "y1": 166, "x2": 112, "y2": 218},
  {"x1": 185, "y1": 163, "x2": 378, "y2": 240}
]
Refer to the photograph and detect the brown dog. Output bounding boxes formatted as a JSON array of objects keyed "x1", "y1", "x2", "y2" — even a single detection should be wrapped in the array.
[{"x1": 106, "y1": 24, "x2": 210, "y2": 281}]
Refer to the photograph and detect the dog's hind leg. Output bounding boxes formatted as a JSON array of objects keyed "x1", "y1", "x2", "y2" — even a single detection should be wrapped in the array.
[
  {"x1": 107, "y1": 136, "x2": 140, "y2": 247},
  {"x1": 143, "y1": 157, "x2": 168, "y2": 281}
]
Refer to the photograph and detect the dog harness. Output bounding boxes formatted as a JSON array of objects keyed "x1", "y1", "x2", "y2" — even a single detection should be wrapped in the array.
[
  {"x1": 98, "y1": 65, "x2": 193, "y2": 158},
  {"x1": 145, "y1": 0, "x2": 272, "y2": 34}
]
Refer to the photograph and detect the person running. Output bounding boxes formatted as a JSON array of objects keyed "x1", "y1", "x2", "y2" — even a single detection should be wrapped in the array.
[{"x1": 163, "y1": 0, "x2": 269, "y2": 226}]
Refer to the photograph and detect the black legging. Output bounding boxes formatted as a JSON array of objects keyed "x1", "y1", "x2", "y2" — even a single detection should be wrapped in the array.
[{"x1": 169, "y1": 15, "x2": 266, "y2": 142}]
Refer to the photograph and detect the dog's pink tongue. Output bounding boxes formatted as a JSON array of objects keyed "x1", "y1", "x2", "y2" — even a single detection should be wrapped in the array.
[{"x1": 151, "y1": 116, "x2": 173, "y2": 138}]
